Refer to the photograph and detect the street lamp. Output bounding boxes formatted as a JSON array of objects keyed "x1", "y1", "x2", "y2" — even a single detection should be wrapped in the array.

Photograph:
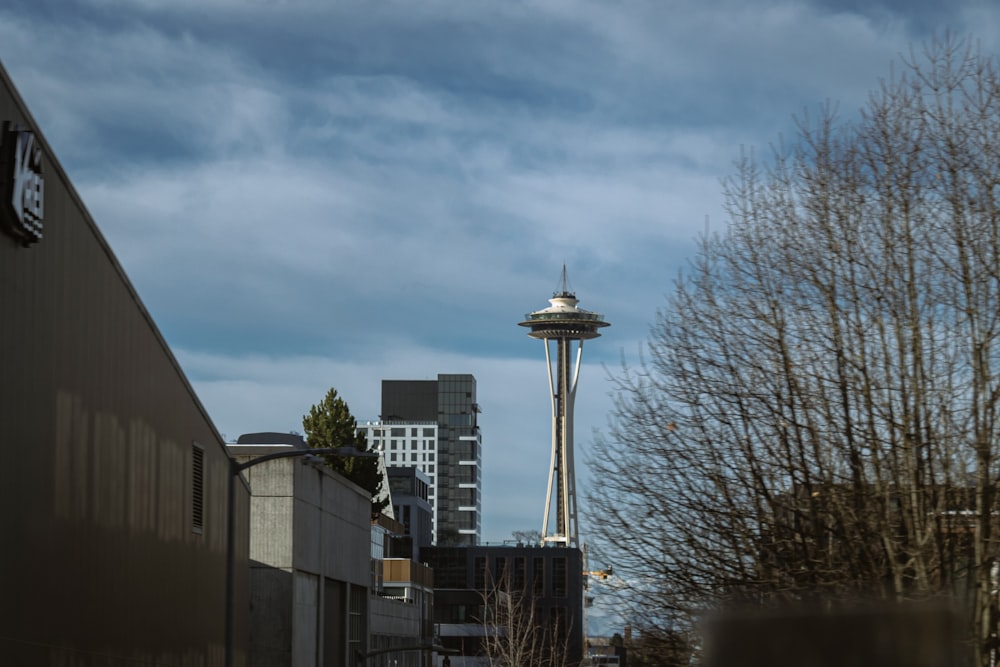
[{"x1": 224, "y1": 446, "x2": 378, "y2": 667}]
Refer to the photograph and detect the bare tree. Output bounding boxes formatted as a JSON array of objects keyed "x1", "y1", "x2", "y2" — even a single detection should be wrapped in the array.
[
  {"x1": 480, "y1": 569, "x2": 573, "y2": 667},
  {"x1": 512, "y1": 529, "x2": 544, "y2": 546},
  {"x1": 586, "y1": 35, "x2": 1000, "y2": 666}
]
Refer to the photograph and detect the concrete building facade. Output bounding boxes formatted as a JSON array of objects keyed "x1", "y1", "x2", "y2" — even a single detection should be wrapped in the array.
[{"x1": 228, "y1": 440, "x2": 373, "y2": 667}]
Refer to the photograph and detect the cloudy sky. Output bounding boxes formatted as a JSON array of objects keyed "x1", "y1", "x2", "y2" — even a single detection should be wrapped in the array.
[{"x1": 3, "y1": 0, "x2": 1000, "y2": 627}]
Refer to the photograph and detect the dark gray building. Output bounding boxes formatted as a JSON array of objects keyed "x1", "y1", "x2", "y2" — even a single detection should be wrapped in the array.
[
  {"x1": 379, "y1": 375, "x2": 482, "y2": 546},
  {"x1": 422, "y1": 545, "x2": 585, "y2": 666},
  {"x1": 0, "y1": 61, "x2": 249, "y2": 664},
  {"x1": 387, "y1": 466, "x2": 435, "y2": 560}
]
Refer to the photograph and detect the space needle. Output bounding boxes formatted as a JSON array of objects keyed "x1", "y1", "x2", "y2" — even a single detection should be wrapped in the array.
[{"x1": 520, "y1": 266, "x2": 609, "y2": 548}]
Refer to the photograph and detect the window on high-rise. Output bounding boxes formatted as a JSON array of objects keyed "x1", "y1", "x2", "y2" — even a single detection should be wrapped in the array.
[
  {"x1": 474, "y1": 557, "x2": 487, "y2": 590},
  {"x1": 430, "y1": 548, "x2": 466, "y2": 589},
  {"x1": 553, "y1": 557, "x2": 567, "y2": 597},
  {"x1": 533, "y1": 558, "x2": 544, "y2": 595},
  {"x1": 493, "y1": 557, "x2": 509, "y2": 590},
  {"x1": 513, "y1": 557, "x2": 526, "y2": 591}
]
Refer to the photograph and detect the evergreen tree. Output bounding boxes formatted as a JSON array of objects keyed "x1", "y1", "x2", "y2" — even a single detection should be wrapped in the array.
[{"x1": 302, "y1": 387, "x2": 388, "y2": 516}]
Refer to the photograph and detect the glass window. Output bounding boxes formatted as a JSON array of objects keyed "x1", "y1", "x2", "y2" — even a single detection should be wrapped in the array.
[
  {"x1": 493, "y1": 557, "x2": 509, "y2": 590},
  {"x1": 474, "y1": 557, "x2": 487, "y2": 590},
  {"x1": 383, "y1": 585, "x2": 406, "y2": 598},
  {"x1": 553, "y1": 557, "x2": 567, "y2": 597},
  {"x1": 513, "y1": 557, "x2": 526, "y2": 591}
]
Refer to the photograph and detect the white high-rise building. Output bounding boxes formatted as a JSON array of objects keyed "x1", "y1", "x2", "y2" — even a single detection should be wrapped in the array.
[
  {"x1": 362, "y1": 420, "x2": 440, "y2": 539},
  {"x1": 363, "y1": 374, "x2": 483, "y2": 546}
]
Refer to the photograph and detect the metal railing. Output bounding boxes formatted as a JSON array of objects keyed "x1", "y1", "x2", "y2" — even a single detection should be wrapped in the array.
[{"x1": 523, "y1": 311, "x2": 605, "y2": 322}]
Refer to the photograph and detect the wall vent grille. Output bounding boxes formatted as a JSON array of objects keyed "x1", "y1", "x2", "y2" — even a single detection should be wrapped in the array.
[{"x1": 192, "y1": 442, "x2": 205, "y2": 534}]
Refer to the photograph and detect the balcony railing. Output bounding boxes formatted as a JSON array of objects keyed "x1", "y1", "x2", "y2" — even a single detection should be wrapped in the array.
[{"x1": 523, "y1": 311, "x2": 605, "y2": 322}]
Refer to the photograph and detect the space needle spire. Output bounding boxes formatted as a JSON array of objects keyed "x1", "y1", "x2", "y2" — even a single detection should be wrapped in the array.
[{"x1": 520, "y1": 266, "x2": 609, "y2": 548}]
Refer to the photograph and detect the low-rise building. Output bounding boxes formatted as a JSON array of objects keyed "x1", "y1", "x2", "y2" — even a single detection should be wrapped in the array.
[
  {"x1": 369, "y1": 512, "x2": 435, "y2": 667},
  {"x1": 422, "y1": 545, "x2": 585, "y2": 667},
  {"x1": 229, "y1": 436, "x2": 373, "y2": 666}
]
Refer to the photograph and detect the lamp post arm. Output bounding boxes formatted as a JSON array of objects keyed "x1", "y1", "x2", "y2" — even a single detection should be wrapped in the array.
[{"x1": 231, "y1": 446, "x2": 375, "y2": 474}]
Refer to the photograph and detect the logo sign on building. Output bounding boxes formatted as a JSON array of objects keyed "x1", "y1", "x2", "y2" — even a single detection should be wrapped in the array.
[{"x1": 1, "y1": 122, "x2": 44, "y2": 246}]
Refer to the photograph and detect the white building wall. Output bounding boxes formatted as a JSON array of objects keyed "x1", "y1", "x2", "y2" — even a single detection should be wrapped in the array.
[{"x1": 363, "y1": 421, "x2": 440, "y2": 542}]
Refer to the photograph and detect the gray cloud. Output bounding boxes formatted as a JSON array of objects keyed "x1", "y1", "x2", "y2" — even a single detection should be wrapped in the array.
[{"x1": 3, "y1": 0, "x2": 997, "y2": 564}]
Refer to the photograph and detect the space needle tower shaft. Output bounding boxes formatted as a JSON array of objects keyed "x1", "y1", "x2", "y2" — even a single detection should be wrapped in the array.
[{"x1": 520, "y1": 266, "x2": 609, "y2": 548}]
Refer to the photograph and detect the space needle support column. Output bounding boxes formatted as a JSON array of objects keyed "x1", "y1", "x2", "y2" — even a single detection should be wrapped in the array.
[
  {"x1": 541, "y1": 339, "x2": 558, "y2": 541},
  {"x1": 520, "y1": 266, "x2": 609, "y2": 549},
  {"x1": 564, "y1": 338, "x2": 584, "y2": 544},
  {"x1": 557, "y1": 336, "x2": 569, "y2": 539}
]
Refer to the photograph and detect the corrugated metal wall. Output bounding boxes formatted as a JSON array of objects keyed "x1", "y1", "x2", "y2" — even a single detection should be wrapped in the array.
[{"x1": 0, "y1": 61, "x2": 249, "y2": 665}]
